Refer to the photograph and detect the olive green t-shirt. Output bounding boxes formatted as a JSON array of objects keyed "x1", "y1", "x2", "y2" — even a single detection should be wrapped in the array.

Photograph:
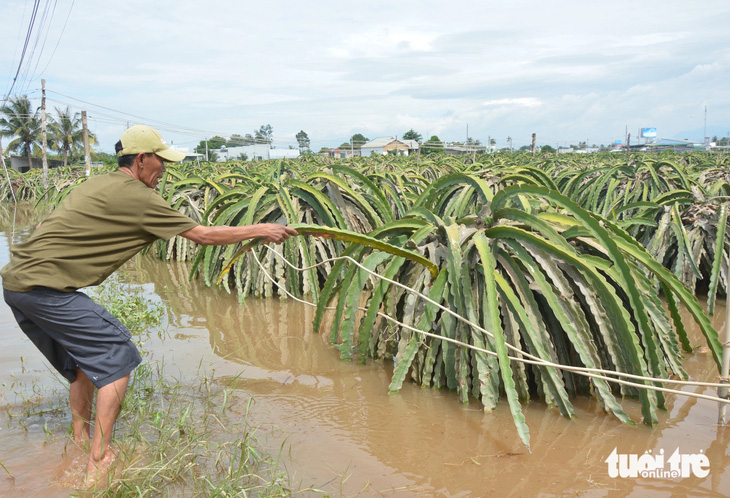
[{"x1": 1, "y1": 171, "x2": 199, "y2": 292}]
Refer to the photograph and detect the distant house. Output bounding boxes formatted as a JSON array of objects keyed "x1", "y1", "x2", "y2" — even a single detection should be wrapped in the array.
[
  {"x1": 269, "y1": 148, "x2": 301, "y2": 160},
  {"x1": 215, "y1": 144, "x2": 268, "y2": 161},
  {"x1": 181, "y1": 152, "x2": 205, "y2": 163},
  {"x1": 9, "y1": 156, "x2": 64, "y2": 173},
  {"x1": 401, "y1": 140, "x2": 420, "y2": 154},
  {"x1": 444, "y1": 144, "x2": 487, "y2": 156},
  {"x1": 169, "y1": 145, "x2": 204, "y2": 163},
  {"x1": 648, "y1": 138, "x2": 707, "y2": 152},
  {"x1": 210, "y1": 144, "x2": 299, "y2": 161},
  {"x1": 321, "y1": 148, "x2": 357, "y2": 159},
  {"x1": 360, "y1": 137, "x2": 410, "y2": 156}
]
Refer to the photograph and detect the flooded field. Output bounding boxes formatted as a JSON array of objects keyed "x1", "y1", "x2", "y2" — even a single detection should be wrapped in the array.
[{"x1": 1, "y1": 226, "x2": 729, "y2": 496}]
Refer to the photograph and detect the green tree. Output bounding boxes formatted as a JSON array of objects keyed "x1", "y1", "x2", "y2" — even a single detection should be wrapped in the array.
[
  {"x1": 422, "y1": 135, "x2": 444, "y2": 154},
  {"x1": 540, "y1": 144, "x2": 556, "y2": 153},
  {"x1": 402, "y1": 129, "x2": 422, "y2": 142},
  {"x1": 49, "y1": 107, "x2": 96, "y2": 167},
  {"x1": 195, "y1": 136, "x2": 226, "y2": 156},
  {"x1": 92, "y1": 151, "x2": 118, "y2": 166},
  {"x1": 227, "y1": 133, "x2": 253, "y2": 146},
  {"x1": 350, "y1": 133, "x2": 369, "y2": 149},
  {"x1": 296, "y1": 130, "x2": 310, "y2": 151},
  {"x1": 0, "y1": 96, "x2": 40, "y2": 170},
  {"x1": 255, "y1": 124, "x2": 273, "y2": 145}
]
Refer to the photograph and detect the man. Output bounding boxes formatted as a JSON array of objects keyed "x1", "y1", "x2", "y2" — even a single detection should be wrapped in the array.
[{"x1": 1, "y1": 124, "x2": 297, "y2": 483}]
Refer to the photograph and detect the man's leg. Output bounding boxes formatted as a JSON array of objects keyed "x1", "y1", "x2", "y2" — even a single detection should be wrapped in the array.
[
  {"x1": 87, "y1": 373, "x2": 130, "y2": 479},
  {"x1": 70, "y1": 369, "x2": 94, "y2": 447}
]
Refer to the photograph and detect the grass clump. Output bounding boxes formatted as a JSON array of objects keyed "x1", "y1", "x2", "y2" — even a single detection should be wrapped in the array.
[
  {"x1": 103, "y1": 363, "x2": 290, "y2": 496},
  {"x1": 91, "y1": 277, "x2": 290, "y2": 496}
]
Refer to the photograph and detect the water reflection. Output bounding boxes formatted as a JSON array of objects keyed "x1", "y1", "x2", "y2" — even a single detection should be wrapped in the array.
[{"x1": 130, "y1": 254, "x2": 730, "y2": 496}]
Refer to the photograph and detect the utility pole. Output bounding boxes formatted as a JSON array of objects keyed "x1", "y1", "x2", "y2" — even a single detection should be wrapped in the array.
[
  {"x1": 82, "y1": 111, "x2": 91, "y2": 176},
  {"x1": 41, "y1": 79, "x2": 48, "y2": 189},
  {"x1": 417, "y1": 140, "x2": 421, "y2": 162},
  {"x1": 531, "y1": 133, "x2": 536, "y2": 156},
  {"x1": 466, "y1": 124, "x2": 470, "y2": 158},
  {"x1": 205, "y1": 138, "x2": 209, "y2": 161},
  {"x1": 626, "y1": 133, "x2": 631, "y2": 162}
]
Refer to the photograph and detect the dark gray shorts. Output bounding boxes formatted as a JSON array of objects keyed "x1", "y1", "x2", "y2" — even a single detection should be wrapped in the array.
[{"x1": 3, "y1": 287, "x2": 142, "y2": 388}]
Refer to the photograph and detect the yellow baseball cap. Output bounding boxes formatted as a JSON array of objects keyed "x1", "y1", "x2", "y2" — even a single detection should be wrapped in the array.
[{"x1": 117, "y1": 124, "x2": 186, "y2": 162}]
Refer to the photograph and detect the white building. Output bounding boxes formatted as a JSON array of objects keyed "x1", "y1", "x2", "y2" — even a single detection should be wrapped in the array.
[
  {"x1": 213, "y1": 144, "x2": 299, "y2": 161},
  {"x1": 269, "y1": 148, "x2": 301, "y2": 160}
]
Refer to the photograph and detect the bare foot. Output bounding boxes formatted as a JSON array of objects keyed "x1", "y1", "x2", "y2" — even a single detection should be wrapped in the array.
[
  {"x1": 84, "y1": 447, "x2": 119, "y2": 490},
  {"x1": 74, "y1": 434, "x2": 91, "y2": 451}
]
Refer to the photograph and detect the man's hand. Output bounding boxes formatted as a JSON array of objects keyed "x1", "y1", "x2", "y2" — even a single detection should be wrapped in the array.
[
  {"x1": 257, "y1": 223, "x2": 299, "y2": 244},
  {"x1": 180, "y1": 223, "x2": 298, "y2": 246}
]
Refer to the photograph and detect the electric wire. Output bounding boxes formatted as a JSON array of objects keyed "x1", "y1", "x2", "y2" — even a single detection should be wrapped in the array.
[
  {"x1": 22, "y1": 0, "x2": 57, "y2": 87},
  {"x1": 4, "y1": 0, "x2": 42, "y2": 103},
  {"x1": 250, "y1": 244, "x2": 730, "y2": 407},
  {"x1": 34, "y1": 0, "x2": 76, "y2": 79}
]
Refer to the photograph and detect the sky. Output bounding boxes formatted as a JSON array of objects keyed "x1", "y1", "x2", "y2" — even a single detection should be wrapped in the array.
[{"x1": 1, "y1": 0, "x2": 729, "y2": 153}]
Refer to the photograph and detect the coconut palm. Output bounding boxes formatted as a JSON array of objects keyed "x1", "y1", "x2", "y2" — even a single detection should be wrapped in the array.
[
  {"x1": 0, "y1": 96, "x2": 40, "y2": 171},
  {"x1": 49, "y1": 107, "x2": 96, "y2": 167}
]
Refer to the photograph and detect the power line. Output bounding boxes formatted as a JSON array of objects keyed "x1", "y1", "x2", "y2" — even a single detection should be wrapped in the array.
[
  {"x1": 34, "y1": 0, "x2": 74, "y2": 81},
  {"x1": 3, "y1": 0, "x2": 76, "y2": 104},
  {"x1": 22, "y1": 0, "x2": 57, "y2": 88},
  {"x1": 3, "y1": 0, "x2": 43, "y2": 103}
]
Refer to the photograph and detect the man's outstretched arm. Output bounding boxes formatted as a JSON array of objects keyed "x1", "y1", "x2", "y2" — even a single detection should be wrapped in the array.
[{"x1": 180, "y1": 223, "x2": 298, "y2": 246}]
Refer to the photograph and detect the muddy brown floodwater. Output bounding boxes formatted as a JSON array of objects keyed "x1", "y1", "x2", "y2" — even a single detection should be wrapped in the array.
[{"x1": 1, "y1": 228, "x2": 730, "y2": 497}]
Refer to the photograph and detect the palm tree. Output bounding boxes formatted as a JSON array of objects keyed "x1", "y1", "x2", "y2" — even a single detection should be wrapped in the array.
[
  {"x1": 49, "y1": 107, "x2": 95, "y2": 166},
  {"x1": 0, "y1": 96, "x2": 40, "y2": 171}
]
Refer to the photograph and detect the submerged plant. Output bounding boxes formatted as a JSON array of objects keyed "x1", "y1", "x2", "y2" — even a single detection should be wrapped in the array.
[{"x1": 313, "y1": 182, "x2": 722, "y2": 449}]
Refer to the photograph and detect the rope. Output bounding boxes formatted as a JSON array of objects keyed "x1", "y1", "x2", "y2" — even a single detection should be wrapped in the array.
[{"x1": 250, "y1": 244, "x2": 730, "y2": 407}]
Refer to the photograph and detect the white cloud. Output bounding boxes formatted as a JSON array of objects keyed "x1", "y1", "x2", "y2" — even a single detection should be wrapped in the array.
[
  {"x1": 483, "y1": 98, "x2": 542, "y2": 108},
  {"x1": 327, "y1": 26, "x2": 441, "y2": 59}
]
